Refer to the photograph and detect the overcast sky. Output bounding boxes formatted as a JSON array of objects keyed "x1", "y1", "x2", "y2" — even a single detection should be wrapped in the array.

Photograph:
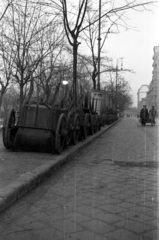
[{"x1": 104, "y1": 3, "x2": 159, "y2": 107}]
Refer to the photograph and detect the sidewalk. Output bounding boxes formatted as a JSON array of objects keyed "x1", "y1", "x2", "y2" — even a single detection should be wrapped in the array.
[{"x1": 0, "y1": 119, "x2": 121, "y2": 213}]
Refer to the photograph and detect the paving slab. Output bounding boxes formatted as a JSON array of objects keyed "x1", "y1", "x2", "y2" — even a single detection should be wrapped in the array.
[{"x1": 0, "y1": 119, "x2": 121, "y2": 213}]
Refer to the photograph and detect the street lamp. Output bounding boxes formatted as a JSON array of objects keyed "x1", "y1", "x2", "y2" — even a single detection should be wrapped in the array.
[
  {"x1": 62, "y1": 80, "x2": 68, "y2": 85},
  {"x1": 61, "y1": 80, "x2": 69, "y2": 107},
  {"x1": 115, "y1": 58, "x2": 123, "y2": 116},
  {"x1": 97, "y1": 0, "x2": 101, "y2": 91}
]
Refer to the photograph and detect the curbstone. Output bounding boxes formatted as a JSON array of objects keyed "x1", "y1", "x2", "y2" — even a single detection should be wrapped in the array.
[
  {"x1": 0, "y1": 118, "x2": 122, "y2": 213},
  {"x1": 0, "y1": 186, "x2": 17, "y2": 208},
  {"x1": 19, "y1": 172, "x2": 39, "y2": 192},
  {"x1": 0, "y1": 197, "x2": 5, "y2": 212},
  {"x1": 8, "y1": 180, "x2": 28, "y2": 199}
]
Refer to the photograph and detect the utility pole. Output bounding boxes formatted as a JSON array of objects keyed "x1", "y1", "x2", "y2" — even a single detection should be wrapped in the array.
[
  {"x1": 115, "y1": 62, "x2": 118, "y2": 112},
  {"x1": 115, "y1": 58, "x2": 123, "y2": 115},
  {"x1": 97, "y1": 0, "x2": 101, "y2": 91}
]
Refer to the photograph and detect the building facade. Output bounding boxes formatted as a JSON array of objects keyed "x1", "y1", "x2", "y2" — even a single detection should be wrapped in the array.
[
  {"x1": 137, "y1": 46, "x2": 159, "y2": 115},
  {"x1": 146, "y1": 46, "x2": 159, "y2": 112},
  {"x1": 137, "y1": 85, "x2": 149, "y2": 113}
]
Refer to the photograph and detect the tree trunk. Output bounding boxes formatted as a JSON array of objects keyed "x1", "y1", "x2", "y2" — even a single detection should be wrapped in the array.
[
  {"x1": 19, "y1": 86, "x2": 24, "y2": 114},
  {"x1": 0, "y1": 94, "x2": 3, "y2": 118},
  {"x1": 73, "y1": 40, "x2": 78, "y2": 107},
  {"x1": 0, "y1": 86, "x2": 6, "y2": 117},
  {"x1": 92, "y1": 69, "x2": 97, "y2": 90}
]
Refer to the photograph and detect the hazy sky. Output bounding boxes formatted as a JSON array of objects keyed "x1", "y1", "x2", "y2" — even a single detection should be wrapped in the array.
[{"x1": 105, "y1": 3, "x2": 159, "y2": 107}]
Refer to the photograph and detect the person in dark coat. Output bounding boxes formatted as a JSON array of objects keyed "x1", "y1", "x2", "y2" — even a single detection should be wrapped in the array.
[
  {"x1": 140, "y1": 105, "x2": 149, "y2": 126},
  {"x1": 149, "y1": 106, "x2": 157, "y2": 126}
]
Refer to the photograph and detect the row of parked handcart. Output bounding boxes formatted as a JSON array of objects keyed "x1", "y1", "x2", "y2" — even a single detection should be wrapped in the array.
[{"x1": 2, "y1": 90, "x2": 118, "y2": 154}]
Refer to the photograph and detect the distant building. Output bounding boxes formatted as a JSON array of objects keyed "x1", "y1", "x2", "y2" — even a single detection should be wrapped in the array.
[
  {"x1": 124, "y1": 108, "x2": 137, "y2": 116},
  {"x1": 147, "y1": 46, "x2": 159, "y2": 113},
  {"x1": 137, "y1": 85, "x2": 149, "y2": 103},
  {"x1": 137, "y1": 85, "x2": 149, "y2": 113}
]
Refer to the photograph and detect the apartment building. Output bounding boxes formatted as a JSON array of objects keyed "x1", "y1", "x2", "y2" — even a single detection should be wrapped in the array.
[
  {"x1": 137, "y1": 85, "x2": 149, "y2": 114},
  {"x1": 146, "y1": 46, "x2": 159, "y2": 112},
  {"x1": 137, "y1": 46, "x2": 159, "y2": 115}
]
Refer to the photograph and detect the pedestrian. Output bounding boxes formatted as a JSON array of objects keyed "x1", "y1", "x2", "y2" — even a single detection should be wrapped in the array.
[
  {"x1": 149, "y1": 106, "x2": 157, "y2": 126},
  {"x1": 140, "y1": 105, "x2": 149, "y2": 126}
]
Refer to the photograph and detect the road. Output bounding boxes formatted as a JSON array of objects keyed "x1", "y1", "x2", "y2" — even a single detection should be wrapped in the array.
[{"x1": 0, "y1": 117, "x2": 158, "y2": 240}]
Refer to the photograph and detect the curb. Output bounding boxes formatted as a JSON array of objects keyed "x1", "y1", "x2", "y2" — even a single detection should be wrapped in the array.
[{"x1": 0, "y1": 118, "x2": 122, "y2": 213}]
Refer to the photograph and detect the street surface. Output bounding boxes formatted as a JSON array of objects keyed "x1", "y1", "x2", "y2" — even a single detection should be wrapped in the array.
[{"x1": 0, "y1": 117, "x2": 159, "y2": 240}]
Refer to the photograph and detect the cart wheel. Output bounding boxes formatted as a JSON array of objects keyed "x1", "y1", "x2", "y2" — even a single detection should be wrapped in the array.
[
  {"x1": 55, "y1": 113, "x2": 66, "y2": 154},
  {"x1": 82, "y1": 114, "x2": 88, "y2": 140},
  {"x1": 65, "y1": 111, "x2": 73, "y2": 146},
  {"x1": 72, "y1": 114, "x2": 80, "y2": 145},
  {"x1": 3, "y1": 108, "x2": 16, "y2": 149},
  {"x1": 101, "y1": 114, "x2": 105, "y2": 127},
  {"x1": 93, "y1": 115, "x2": 98, "y2": 133},
  {"x1": 84, "y1": 113, "x2": 90, "y2": 136}
]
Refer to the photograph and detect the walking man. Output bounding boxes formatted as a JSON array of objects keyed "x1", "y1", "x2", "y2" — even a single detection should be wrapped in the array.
[
  {"x1": 140, "y1": 105, "x2": 149, "y2": 126},
  {"x1": 149, "y1": 106, "x2": 157, "y2": 126}
]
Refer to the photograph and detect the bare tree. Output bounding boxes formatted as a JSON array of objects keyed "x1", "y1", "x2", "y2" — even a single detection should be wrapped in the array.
[
  {"x1": 0, "y1": 0, "x2": 13, "y2": 22},
  {"x1": 0, "y1": 26, "x2": 16, "y2": 115},
  {"x1": 81, "y1": 7, "x2": 122, "y2": 89},
  {"x1": 42, "y1": 0, "x2": 156, "y2": 106},
  {"x1": 34, "y1": 50, "x2": 63, "y2": 105},
  {"x1": 1, "y1": 0, "x2": 64, "y2": 112},
  {"x1": 2, "y1": 86, "x2": 19, "y2": 114},
  {"x1": 60, "y1": 0, "x2": 89, "y2": 106},
  {"x1": 0, "y1": 51, "x2": 13, "y2": 111},
  {"x1": 0, "y1": 0, "x2": 15, "y2": 116},
  {"x1": 80, "y1": 0, "x2": 156, "y2": 90},
  {"x1": 104, "y1": 71, "x2": 133, "y2": 111}
]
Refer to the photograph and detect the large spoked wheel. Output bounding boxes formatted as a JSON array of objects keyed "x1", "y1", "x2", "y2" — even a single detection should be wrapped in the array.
[
  {"x1": 72, "y1": 114, "x2": 80, "y2": 145},
  {"x1": 65, "y1": 111, "x2": 73, "y2": 146},
  {"x1": 55, "y1": 113, "x2": 67, "y2": 154},
  {"x1": 93, "y1": 114, "x2": 98, "y2": 133},
  {"x1": 84, "y1": 113, "x2": 90, "y2": 136},
  {"x1": 3, "y1": 108, "x2": 16, "y2": 149},
  {"x1": 82, "y1": 114, "x2": 87, "y2": 140}
]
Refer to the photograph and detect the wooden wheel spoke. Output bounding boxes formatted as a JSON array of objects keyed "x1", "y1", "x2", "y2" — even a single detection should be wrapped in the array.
[
  {"x1": 72, "y1": 114, "x2": 80, "y2": 145},
  {"x1": 55, "y1": 113, "x2": 66, "y2": 154},
  {"x1": 3, "y1": 108, "x2": 16, "y2": 149},
  {"x1": 65, "y1": 111, "x2": 73, "y2": 146}
]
